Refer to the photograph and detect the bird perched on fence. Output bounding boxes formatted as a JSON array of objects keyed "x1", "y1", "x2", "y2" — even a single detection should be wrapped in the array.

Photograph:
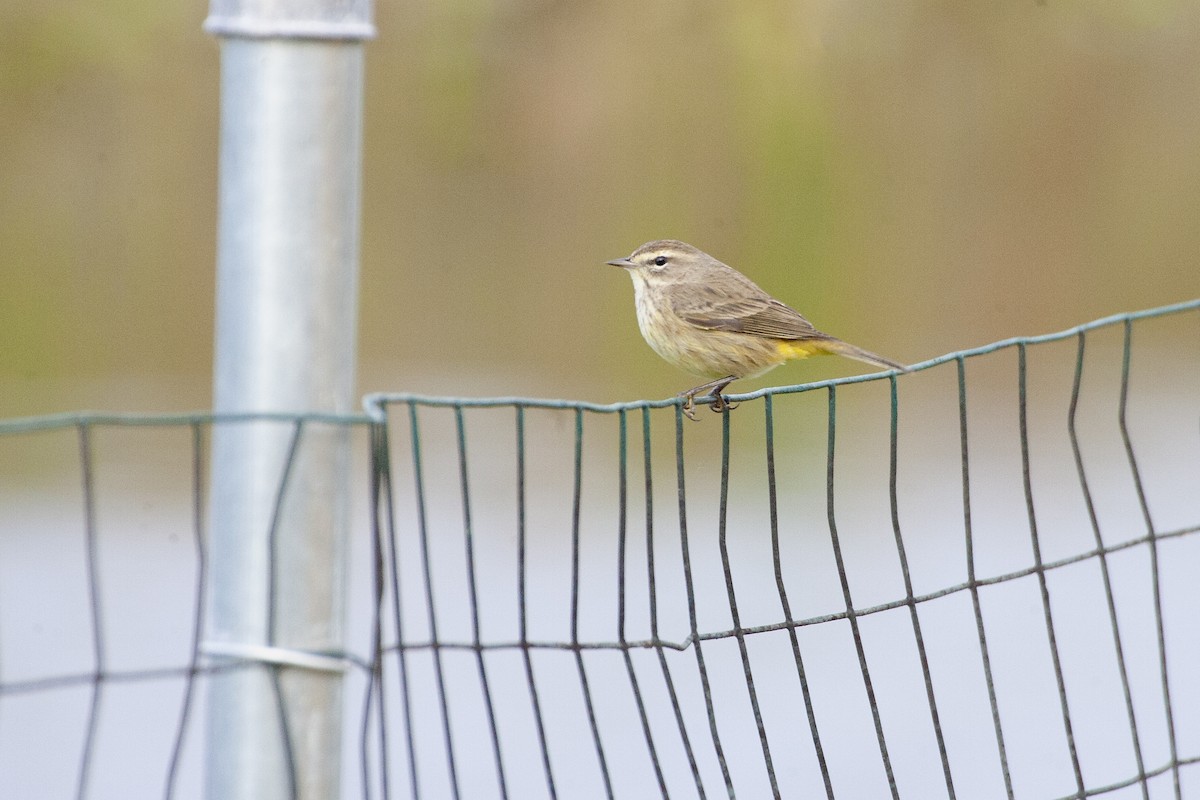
[{"x1": 607, "y1": 239, "x2": 908, "y2": 420}]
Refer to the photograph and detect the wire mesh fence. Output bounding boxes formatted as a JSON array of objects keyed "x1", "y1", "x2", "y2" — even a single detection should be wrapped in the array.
[{"x1": 1, "y1": 299, "x2": 1198, "y2": 799}]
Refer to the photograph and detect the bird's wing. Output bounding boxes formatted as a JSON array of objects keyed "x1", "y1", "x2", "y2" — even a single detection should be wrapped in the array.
[{"x1": 672, "y1": 290, "x2": 825, "y2": 340}]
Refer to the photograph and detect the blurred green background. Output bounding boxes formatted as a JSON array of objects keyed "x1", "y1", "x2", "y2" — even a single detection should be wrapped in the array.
[{"x1": 2, "y1": 1, "x2": 1198, "y2": 418}]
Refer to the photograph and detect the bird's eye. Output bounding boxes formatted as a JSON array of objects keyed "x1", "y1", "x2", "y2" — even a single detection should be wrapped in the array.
[{"x1": 654, "y1": 255, "x2": 668, "y2": 266}]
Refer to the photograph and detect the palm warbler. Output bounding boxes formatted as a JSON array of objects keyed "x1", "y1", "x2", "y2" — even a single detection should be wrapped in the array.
[{"x1": 608, "y1": 239, "x2": 907, "y2": 420}]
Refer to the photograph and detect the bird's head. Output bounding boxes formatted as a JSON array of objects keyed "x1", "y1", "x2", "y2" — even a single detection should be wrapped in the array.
[{"x1": 606, "y1": 240, "x2": 715, "y2": 287}]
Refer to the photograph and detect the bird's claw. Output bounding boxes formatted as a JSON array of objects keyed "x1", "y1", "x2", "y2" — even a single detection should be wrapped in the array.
[
  {"x1": 710, "y1": 393, "x2": 737, "y2": 414},
  {"x1": 681, "y1": 393, "x2": 699, "y2": 421}
]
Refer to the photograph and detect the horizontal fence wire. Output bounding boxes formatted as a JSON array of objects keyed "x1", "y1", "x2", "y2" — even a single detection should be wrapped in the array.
[
  {"x1": 342, "y1": 519, "x2": 1197, "y2": 657},
  {"x1": 0, "y1": 298, "x2": 1198, "y2": 799},
  {"x1": 359, "y1": 298, "x2": 1200, "y2": 420}
]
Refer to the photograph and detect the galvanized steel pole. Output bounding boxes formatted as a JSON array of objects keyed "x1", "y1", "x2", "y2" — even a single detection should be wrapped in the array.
[{"x1": 203, "y1": 1, "x2": 372, "y2": 798}]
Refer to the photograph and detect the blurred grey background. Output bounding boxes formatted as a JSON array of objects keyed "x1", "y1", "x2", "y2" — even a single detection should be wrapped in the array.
[{"x1": 3, "y1": 2, "x2": 1198, "y2": 418}]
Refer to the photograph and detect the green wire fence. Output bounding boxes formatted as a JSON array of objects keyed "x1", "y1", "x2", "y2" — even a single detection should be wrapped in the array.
[{"x1": 1, "y1": 298, "x2": 1198, "y2": 799}]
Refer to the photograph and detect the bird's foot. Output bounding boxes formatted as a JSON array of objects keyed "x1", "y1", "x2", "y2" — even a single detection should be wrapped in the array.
[
  {"x1": 709, "y1": 391, "x2": 738, "y2": 414},
  {"x1": 680, "y1": 393, "x2": 699, "y2": 421},
  {"x1": 678, "y1": 377, "x2": 737, "y2": 422}
]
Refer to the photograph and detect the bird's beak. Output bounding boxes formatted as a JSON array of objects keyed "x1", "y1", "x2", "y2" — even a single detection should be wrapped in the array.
[{"x1": 606, "y1": 257, "x2": 635, "y2": 269}]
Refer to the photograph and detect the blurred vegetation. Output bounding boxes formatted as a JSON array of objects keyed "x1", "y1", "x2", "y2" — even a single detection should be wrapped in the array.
[{"x1": 2, "y1": 1, "x2": 1198, "y2": 416}]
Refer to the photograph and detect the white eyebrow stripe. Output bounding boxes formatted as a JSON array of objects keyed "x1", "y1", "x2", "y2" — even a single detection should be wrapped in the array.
[{"x1": 641, "y1": 248, "x2": 687, "y2": 261}]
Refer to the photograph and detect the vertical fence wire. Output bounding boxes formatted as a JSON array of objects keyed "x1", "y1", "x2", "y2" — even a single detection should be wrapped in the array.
[
  {"x1": 825, "y1": 385, "x2": 899, "y2": 800},
  {"x1": 364, "y1": 419, "x2": 391, "y2": 800},
  {"x1": 515, "y1": 406, "x2": 559, "y2": 800},
  {"x1": 453, "y1": 408, "x2": 510, "y2": 800},
  {"x1": 75, "y1": 423, "x2": 103, "y2": 800},
  {"x1": 615, "y1": 409, "x2": 671, "y2": 799},
  {"x1": 674, "y1": 406, "x2": 734, "y2": 797},
  {"x1": 163, "y1": 422, "x2": 209, "y2": 800},
  {"x1": 956, "y1": 356, "x2": 1015, "y2": 799},
  {"x1": 570, "y1": 409, "x2": 617, "y2": 799},
  {"x1": 405, "y1": 403, "x2": 462, "y2": 800},
  {"x1": 1067, "y1": 331, "x2": 1150, "y2": 800},
  {"x1": 763, "y1": 395, "x2": 834, "y2": 800},
  {"x1": 887, "y1": 377, "x2": 956, "y2": 799},
  {"x1": 1017, "y1": 343, "x2": 1086, "y2": 796},
  {"x1": 1118, "y1": 320, "x2": 1182, "y2": 800},
  {"x1": 265, "y1": 421, "x2": 306, "y2": 800},
  {"x1": 644, "y1": 406, "x2": 708, "y2": 799},
  {"x1": 716, "y1": 410, "x2": 779, "y2": 797},
  {"x1": 378, "y1": 413, "x2": 420, "y2": 800}
]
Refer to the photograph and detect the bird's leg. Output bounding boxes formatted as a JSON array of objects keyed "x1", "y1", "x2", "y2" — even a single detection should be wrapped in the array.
[
  {"x1": 679, "y1": 376, "x2": 737, "y2": 421},
  {"x1": 708, "y1": 377, "x2": 738, "y2": 414}
]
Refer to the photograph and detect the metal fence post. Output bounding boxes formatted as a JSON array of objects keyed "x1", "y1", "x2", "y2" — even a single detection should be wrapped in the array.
[{"x1": 203, "y1": 2, "x2": 373, "y2": 798}]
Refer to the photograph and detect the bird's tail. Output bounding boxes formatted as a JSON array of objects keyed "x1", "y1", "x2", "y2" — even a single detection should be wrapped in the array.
[{"x1": 816, "y1": 339, "x2": 909, "y2": 373}]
